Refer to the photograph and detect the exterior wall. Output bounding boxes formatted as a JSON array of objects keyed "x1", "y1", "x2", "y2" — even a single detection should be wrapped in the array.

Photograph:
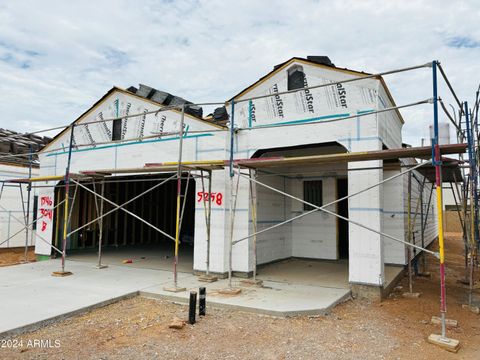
[
  {"x1": 348, "y1": 157, "x2": 384, "y2": 286},
  {"x1": 0, "y1": 163, "x2": 39, "y2": 248}
]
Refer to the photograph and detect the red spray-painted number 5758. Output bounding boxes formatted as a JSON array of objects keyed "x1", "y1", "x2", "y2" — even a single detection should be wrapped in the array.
[{"x1": 197, "y1": 192, "x2": 223, "y2": 206}]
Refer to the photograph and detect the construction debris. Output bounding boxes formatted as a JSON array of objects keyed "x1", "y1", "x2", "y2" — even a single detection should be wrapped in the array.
[
  {"x1": 0, "y1": 128, "x2": 50, "y2": 166},
  {"x1": 461, "y1": 304, "x2": 480, "y2": 314},
  {"x1": 430, "y1": 316, "x2": 458, "y2": 327},
  {"x1": 51, "y1": 271, "x2": 73, "y2": 277},
  {"x1": 416, "y1": 272, "x2": 431, "y2": 278},
  {"x1": 402, "y1": 292, "x2": 421, "y2": 299},
  {"x1": 168, "y1": 317, "x2": 186, "y2": 329},
  {"x1": 218, "y1": 288, "x2": 242, "y2": 295},
  {"x1": 240, "y1": 279, "x2": 264, "y2": 287},
  {"x1": 198, "y1": 274, "x2": 218, "y2": 283},
  {"x1": 163, "y1": 286, "x2": 187, "y2": 293}
]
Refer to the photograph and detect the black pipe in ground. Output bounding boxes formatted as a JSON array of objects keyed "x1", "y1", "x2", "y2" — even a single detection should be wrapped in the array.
[
  {"x1": 199, "y1": 287, "x2": 206, "y2": 316},
  {"x1": 189, "y1": 291, "x2": 197, "y2": 324}
]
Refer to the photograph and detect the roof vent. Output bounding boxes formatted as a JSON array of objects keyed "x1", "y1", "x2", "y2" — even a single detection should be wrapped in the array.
[{"x1": 307, "y1": 56, "x2": 335, "y2": 67}]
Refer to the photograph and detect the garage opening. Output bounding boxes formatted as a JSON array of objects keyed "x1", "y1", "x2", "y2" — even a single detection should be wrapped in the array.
[{"x1": 52, "y1": 173, "x2": 195, "y2": 272}]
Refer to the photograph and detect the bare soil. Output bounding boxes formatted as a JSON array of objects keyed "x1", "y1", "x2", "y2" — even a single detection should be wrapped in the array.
[
  {"x1": 1, "y1": 234, "x2": 479, "y2": 359},
  {"x1": 0, "y1": 247, "x2": 35, "y2": 267}
]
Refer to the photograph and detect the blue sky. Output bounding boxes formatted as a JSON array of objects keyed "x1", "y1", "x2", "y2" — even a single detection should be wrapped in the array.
[{"x1": 0, "y1": 0, "x2": 479, "y2": 146}]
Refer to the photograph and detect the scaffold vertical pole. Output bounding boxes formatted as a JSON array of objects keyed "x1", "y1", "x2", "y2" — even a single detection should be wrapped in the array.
[
  {"x1": 206, "y1": 170, "x2": 213, "y2": 276},
  {"x1": 464, "y1": 101, "x2": 476, "y2": 306},
  {"x1": 170, "y1": 104, "x2": 186, "y2": 292},
  {"x1": 54, "y1": 124, "x2": 75, "y2": 276},
  {"x1": 249, "y1": 169, "x2": 258, "y2": 282},
  {"x1": 407, "y1": 172, "x2": 413, "y2": 293},
  {"x1": 96, "y1": 179, "x2": 106, "y2": 269},
  {"x1": 420, "y1": 177, "x2": 426, "y2": 273},
  {"x1": 200, "y1": 170, "x2": 213, "y2": 276},
  {"x1": 432, "y1": 60, "x2": 448, "y2": 340},
  {"x1": 228, "y1": 100, "x2": 235, "y2": 289},
  {"x1": 24, "y1": 144, "x2": 33, "y2": 262}
]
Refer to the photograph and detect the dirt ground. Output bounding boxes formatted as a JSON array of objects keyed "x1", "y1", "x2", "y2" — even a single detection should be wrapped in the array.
[
  {"x1": 0, "y1": 247, "x2": 35, "y2": 267},
  {"x1": 1, "y1": 234, "x2": 479, "y2": 359}
]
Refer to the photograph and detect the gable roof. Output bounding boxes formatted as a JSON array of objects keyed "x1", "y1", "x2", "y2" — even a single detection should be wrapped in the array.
[
  {"x1": 229, "y1": 57, "x2": 405, "y2": 124},
  {"x1": 41, "y1": 86, "x2": 225, "y2": 153}
]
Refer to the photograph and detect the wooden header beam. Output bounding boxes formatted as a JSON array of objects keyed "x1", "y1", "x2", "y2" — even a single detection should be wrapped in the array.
[
  {"x1": 78, "y1": 143, "x2": 467, "y2": 176},
  {"x1": 236, "y1": 143, "x2": 467, "y2": 169}
]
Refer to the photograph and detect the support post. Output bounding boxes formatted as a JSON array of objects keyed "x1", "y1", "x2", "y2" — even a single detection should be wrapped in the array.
[
  {"x1": 53, "y1": 124, "x2": 75, "y2": 277},
  {"x1": 24, "y1": 145, "x2": 33, "y2": 262},
  {"x1": 249, "y1": 169, "x2": 259, "y2": 282},
  {"x1": 407, "y1": 172, "x2": 413, "y2": 293},
  {"x1": 206, "y1": 170, "x2": 212, "y2": 276},
  {"x1": 228, "y1": 101, "x2": 235, "y2": 288},
  {"x1": 420, "y1": 178, "x2": 425, "y2": 272},
  {"x1": 465, "y1": 103, "x2": 476, "y2": 306},
  {"x1": 165, "y1": 104, "x2": 186, "y2": 292},
  {"x1": 220, "y1": 101, "x2": 242, "y2": 295},
  {"x1": 96, "y1": 180, "x2": 107, "y2": 269}
]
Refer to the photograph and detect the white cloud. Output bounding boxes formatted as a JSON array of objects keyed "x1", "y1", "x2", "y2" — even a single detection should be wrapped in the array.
[{"x1": 0, "y1": 0, "x2": 479, "y2": 146}]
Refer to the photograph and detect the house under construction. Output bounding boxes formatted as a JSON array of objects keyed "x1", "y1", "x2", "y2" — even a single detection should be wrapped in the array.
[{"x1": 24, "y1": 56, "x2": 469, "y2": 302}]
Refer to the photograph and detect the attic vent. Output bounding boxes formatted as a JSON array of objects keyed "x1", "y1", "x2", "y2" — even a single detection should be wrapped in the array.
[
  {"x1": 287, "y1": 65, "x2": 305, "y2": 91},
  {"x1": 307, "y1": 56, "x2": 334, "y2": 67}
]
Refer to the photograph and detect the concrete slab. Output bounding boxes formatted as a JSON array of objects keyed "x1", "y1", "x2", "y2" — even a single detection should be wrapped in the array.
[
  {"x1": 0, "y1": 258, "x2": 351, "y2": 337},
  {"x1": 67, "y1": 244, "x2": 194, "y2": 273},
  {"x1": 0, "y1": 259, "x2": 187, "y2": 337},
  {"x1": 141, "y1": 279, "x2": 351, "y2": 317},
  {"x1": 257, "y1": 258, "x2": 403, "y2": 289}
]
